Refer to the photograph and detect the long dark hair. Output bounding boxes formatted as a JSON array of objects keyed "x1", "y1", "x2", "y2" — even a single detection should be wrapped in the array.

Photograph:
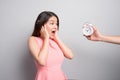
[{"x1": 32, "y1": 11, "x2": 59, "y2": 37}]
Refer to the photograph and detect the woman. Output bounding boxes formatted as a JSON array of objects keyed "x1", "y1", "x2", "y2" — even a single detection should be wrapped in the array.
[{"x1": 28, "y1": 11, "x2": 74, "y2": 80}]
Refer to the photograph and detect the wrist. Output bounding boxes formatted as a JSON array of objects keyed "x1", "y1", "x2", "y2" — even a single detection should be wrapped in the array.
[
  {"x1": 54, "y1": 36, "x2": 59, "y2": 42},
  {"x1": 43, "y1": 37, "x2": 49, "y2": 42},
  {"x1": 99, "y1": 34, "x2": 106, "y2": 42}
]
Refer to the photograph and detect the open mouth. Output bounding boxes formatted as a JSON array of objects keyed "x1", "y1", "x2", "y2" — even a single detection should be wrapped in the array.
[{"x1": 51, "y1": 31, "x2": 55, "y2": 33}]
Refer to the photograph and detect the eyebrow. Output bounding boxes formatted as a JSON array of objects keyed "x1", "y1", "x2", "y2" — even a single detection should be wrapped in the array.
[
  {"x1": 49, "y1": 20, "x2": 54, "y2": 22},
  {"x1": 49, "y1": 20, "x2": 57, "y2": 23}
]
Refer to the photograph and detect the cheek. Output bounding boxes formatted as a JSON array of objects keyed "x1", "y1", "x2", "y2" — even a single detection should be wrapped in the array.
[
  {"x1": 47, "y1": 27, "x2": 51, "y2": 30},
  {"x1": 46, "y1": 25, "x2": 51, "y2": 33}
]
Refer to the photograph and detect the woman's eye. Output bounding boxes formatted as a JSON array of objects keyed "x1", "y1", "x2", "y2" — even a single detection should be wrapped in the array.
[{"x1": 50, "y1": 23, "x2": 54, "y2": 25}]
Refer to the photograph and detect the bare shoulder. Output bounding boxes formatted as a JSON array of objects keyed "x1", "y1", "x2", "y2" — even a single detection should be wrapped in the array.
[
  {"x1": 28, "y1": 36, "x2": 35, "y2": 43},
  {"x1": 28, "y1": 36, "x2": 38, "y2": 46},
  {"x1": 29, "y1": 36, "x2": 35, "y2": 41}
]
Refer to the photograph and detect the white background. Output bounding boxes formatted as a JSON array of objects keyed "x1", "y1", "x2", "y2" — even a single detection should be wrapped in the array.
[{"x1": 0, "y1": 0, "x2": 120, "y2": 80}]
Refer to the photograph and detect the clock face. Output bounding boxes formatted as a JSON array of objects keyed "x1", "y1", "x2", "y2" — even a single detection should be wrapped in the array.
[{"x1": 82, "y1": 24, "x2": 93, "y2": 36}]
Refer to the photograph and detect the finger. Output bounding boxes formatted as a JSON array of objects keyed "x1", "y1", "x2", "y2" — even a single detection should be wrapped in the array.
[
  {"x1": 42, "y1": 25, "x2": 46, "y2": 31},
  {"x1": 40, "y1": 26, "x2": 44, "y2": 32},
  {"x1": 86, "y1": 36, "x2": 91, "y2": 40},
  {"x1": 43, "y1": 25, "x2": 46, "y2": 28},
  {"x1": 44, "y1": 25, "x2": 48, "y2": 33},
  {"x1": 91, "y1": 26, "x2": 97, "y2": 31}
]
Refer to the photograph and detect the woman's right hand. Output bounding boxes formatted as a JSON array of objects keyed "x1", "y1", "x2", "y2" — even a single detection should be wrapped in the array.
[{"x1": 40, "y1": 25, "x2": 49, "y2": 39}]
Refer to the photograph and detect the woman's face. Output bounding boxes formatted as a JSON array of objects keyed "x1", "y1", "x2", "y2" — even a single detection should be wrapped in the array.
[{"x1": 45, "y1": 16, "x2": 58, "y2": 39}]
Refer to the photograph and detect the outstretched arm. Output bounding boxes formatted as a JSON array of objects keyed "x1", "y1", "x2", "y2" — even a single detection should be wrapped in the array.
[
  {"x1": 99, "y1": 35, "x2": 120, "y2": 44},
  {"x1": 84, "y1": 26, "x2": 120, "y2": 44}
]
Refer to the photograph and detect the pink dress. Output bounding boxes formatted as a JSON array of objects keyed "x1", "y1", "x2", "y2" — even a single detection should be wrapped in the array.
[{"x1": 35, "y1": 37, "x2": 66, "y2": 80}]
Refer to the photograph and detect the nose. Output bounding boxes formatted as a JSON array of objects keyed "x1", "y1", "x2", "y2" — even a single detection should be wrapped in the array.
[{"x1": 53, "y1": 25, "x2": 58, "y2": 29}]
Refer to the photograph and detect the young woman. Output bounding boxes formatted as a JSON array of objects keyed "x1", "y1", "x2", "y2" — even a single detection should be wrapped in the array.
[{"x1": 28, "y1": 11, "x2": 74, "y2": 80}]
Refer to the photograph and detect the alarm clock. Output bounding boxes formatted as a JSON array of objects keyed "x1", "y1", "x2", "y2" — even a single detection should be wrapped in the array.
[{"x1": 82, "y1": 23, "x2": 94, "y2": 36}]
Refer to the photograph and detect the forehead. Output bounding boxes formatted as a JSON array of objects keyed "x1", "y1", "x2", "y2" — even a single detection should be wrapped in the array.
[{"x1": 48, "y1": 16, "x2": 57, "y2": 22}]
